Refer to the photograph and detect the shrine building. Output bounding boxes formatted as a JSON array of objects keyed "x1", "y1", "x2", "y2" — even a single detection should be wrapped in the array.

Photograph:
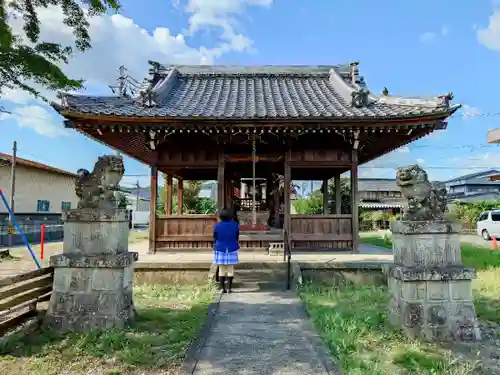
[{"x1": 52, "y1": 63, "x2": 459, "y2": 253}]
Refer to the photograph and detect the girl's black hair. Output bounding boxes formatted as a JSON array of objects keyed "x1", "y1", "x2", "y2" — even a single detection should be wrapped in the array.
[{"x1": 219, "y1": 208, "x2": 233, "y2": 221}]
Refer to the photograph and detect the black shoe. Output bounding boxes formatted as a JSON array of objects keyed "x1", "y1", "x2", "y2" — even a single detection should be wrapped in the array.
[
  {"x1": 219, "y1": 276, "x2": 227, "y2": 293},
  {"x1": 227, "y1": 276, "x2": 233, "y2": 293}
]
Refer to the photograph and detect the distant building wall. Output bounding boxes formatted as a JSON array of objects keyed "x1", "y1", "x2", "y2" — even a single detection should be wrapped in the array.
[{"x1": 0, "y1": 165, "x2": 77, "y2": 214}]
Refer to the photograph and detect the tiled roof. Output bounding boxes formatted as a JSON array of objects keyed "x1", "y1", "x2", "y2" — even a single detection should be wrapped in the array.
[
  {"x1": 54, "y1": 64, "x2": 460, "y2": 120},
  {"x1": 445, "y1": 169, "x2": 500, "y2": 183},
  {"x1": 358, "y1": 178, "x2": 400, "y2": 192},
  {"x1": 0, "y1": 153, "x2": 77, "y2": 177}
]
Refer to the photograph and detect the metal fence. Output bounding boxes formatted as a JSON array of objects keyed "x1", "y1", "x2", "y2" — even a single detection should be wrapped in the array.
[{"x1": 0, "y1": 213, "x2": 64, "y2": 248}]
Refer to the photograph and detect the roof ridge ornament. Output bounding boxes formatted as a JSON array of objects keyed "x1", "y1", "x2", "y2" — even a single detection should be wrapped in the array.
[
  {"x1": 437, "y1": 92, "x2": 453, "y2": 108},
  {"x1": 351, "y1": 88, "x2": 370, "y2": 108},
  {"x1": 349, "y1": 61, "x2": 360, "y2": 85}
]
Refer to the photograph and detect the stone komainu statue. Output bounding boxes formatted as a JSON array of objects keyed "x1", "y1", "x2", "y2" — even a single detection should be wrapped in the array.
[
  {"x1": 396, "y1": 164, "x2": 447, "y2": 221},
  {"x1": 75, "y1": 155, "x2": 125, "y2": 211}
]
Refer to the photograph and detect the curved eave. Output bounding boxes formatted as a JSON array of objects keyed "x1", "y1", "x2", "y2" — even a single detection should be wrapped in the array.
[{"x1": 51, "y1": 103, "x2": 460, "y2": 125}]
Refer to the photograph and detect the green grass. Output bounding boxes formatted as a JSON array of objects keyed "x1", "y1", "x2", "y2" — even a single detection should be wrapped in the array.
[
  {"x1": 0, "y1": 284, "x2": 213, "y2": 375},
  {"x1": 361, "y1": 234, "x2": 500, "y2": 323},
  {"x1": 300, "y1": 282, "x2": 481, "y2": 375}
]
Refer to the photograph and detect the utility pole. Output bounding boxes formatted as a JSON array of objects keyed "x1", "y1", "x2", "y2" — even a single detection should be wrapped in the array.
[
  {"x1": 8, "y1": 141, "x2": 17, "y2": 248},
  {"x1": 135, "y1": 180, "x2": 140, "y2": 211}
]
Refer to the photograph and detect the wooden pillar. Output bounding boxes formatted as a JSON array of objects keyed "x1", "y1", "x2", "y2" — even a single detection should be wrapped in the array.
[
  {"x1": 284, "y1": 151, "x2": 291, "y2": 236},
  {"x1": 217, "y1": 149, "x2": 225, "y2": 212},
  {"x1": 166, "y1": 174, "x2": 173, "y2": 215},
  {"x1": 273, "y1": 178, "x2": 280, "y2": 228},
  {"x1": 323, "y1": 179, "x2": 329, "y2": 215},
  {"x1": 148, "y1": 166, "x2": 158, "y2": 254},
  {"x1": 351, "y1": 150, "x2": 359, "y2": 252},
  {"x1": 335, "y1": 174, "x2": 341, "y2": 214},
  {"x1": 177, "y1": 178, "x2": 183, "y2": 215}
]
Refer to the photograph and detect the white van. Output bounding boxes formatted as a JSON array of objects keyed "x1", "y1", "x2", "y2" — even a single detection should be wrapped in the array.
[{"x1": 476, "y1": 210, "x2": 500, "y2": 240}]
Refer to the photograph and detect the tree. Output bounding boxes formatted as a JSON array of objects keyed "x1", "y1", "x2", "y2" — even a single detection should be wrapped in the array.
[
  {"x1": 325, "y1": 178, "x2": 351, "y2": 214},
  {"x1": 158, "y1": 177, "x2": 216, "y2": 214},
  {"x1": 293, "y1": 191, "x2": 323, "y2": 214},
  {"x1": 117, "y1": 192, "x2": 128, "y2": 209},
  {"x1": 0, "y1": 0, "x2": 121, "y2": 100}
]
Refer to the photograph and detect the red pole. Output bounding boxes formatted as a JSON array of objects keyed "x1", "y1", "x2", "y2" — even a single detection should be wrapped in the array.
[{"x1": 40, "y1": 225, "x2": 46, "y2": 260}]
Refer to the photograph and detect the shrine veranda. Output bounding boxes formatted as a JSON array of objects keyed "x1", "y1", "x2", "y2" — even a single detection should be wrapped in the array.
[{"x1": 52, "y1": 63, "x2": 458, "y2": 253}]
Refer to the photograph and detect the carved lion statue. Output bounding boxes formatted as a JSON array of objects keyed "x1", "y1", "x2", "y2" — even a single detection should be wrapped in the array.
[
  {"x1": 396, "y1": 164, "x2": 447, "y2": 221},
  {"x1": 75, "y1": 155, "x2": 125, "y2": 211}
]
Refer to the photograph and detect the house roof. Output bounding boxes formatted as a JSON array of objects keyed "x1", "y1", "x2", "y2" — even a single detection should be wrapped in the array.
[
  {"x1": 53, "y1": 63, "x2": 460, "y2": 121},
  {"x1": 358, "y1": 178, "x2": 400, "y2": 192},
  {"x1": 445, "y1": 169, "x2": 500, "y2": 183},
  {"x1": 0, "y1": 153, "x2": 77, "y2": 178}
]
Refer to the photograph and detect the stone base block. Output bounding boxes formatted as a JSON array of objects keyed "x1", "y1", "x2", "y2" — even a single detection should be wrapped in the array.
[
  {"x1": 63, "y1": 208, "x2": 130, "y2": 256},
  {"x1": 388, "y1": 264, "x2": 481, "y2": 341},
  {"x1": 44, "y1": 253, "x2": 137, "y2": 332}
]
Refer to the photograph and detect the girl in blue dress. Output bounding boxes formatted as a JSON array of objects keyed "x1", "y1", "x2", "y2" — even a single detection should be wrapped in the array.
[{"x1": 213, "y1": 208, "x2": 240, "y2": 293}]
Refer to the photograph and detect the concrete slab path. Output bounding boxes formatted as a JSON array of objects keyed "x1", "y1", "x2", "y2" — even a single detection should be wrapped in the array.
[{"x1": 190, "y1": 289, "x2": 339, "y2": 375}]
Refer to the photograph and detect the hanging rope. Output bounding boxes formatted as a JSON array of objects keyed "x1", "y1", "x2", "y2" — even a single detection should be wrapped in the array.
[{"x1": 252, "y1": 134, "x2": 257, "y2": 227}]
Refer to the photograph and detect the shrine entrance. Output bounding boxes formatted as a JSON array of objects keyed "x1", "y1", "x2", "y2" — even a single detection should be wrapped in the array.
[{"x1": 53, "y1": 63, "x2": 459, "y2": 253}]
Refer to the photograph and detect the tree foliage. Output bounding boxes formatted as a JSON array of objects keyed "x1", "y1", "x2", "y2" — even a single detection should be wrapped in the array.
[
  {"x1": 447, "y1": 200, "x2": 500, "y2": 223},
  {"x1": 293, "y1": 178, "x2": 352, "y2": 214},
  {"x1": 157, "y1": 177, "x2": 216, "y2": 215},
  {"x1": 0, "y1": 0, "x2": 121, "y2": 100}
]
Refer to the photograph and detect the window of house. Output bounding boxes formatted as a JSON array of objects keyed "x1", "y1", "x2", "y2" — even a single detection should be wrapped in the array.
[
  {"x1": 37, "y1": 200, "x2": 50, "y2": 212},
  {"x1": 491, "y1": 213, "x2": 500, "y2": 222},
  {"x1": 61, "y1": 201, "x2": 71, "y2": 211}
]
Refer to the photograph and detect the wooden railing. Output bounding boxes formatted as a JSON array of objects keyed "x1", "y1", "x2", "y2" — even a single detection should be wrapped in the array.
[
  {"x1": 0, "y1": 267, "x2": 53, "y2": 336},
  {"x1": 155, "y1": 215, "x2": 218, "y2": 250},
  {"x1": 290, "y1": 214, "x2": 353, "y2": 250}
]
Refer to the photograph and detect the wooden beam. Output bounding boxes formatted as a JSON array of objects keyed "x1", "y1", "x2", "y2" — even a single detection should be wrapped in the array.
[
  {"x1": 177, "y1": 178, "x2": 183, "y2": 215},
  {"x1": 284, "y1": 150, "x2": 292, "y2": 236},
  {"x1": 351, "y1": 150, "x2": 359, "y2": 252},
  {"x1": 149, "y1": 166, "x2": 158, "y2": 254},
  {"x1": 166, "y1": 174, "x2": 173, "y2": 215},
  {"x1": 217, "y1": 149, "x2": 225, "y2": 212},
  {"x1": 323, "y1": 179, "x2": 329, "y2": 214},
  {"x1": 335, "y1": 174, "x2": 341, "y2": 214}
]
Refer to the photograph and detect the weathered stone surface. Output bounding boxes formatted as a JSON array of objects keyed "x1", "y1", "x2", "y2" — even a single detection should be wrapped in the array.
[
  {"x1": 389, "y1": 265, "x2": 477, "y2": 281},
  {"x1": 388, "y1": 180, "x2": 480, "y2": 341},
  {"x1": 396, "y1": 164, "x2": 447, "y2": 221},
  {"x1": 391, "y1": 221, "x2": 462, "y2": 268},
  {"x1": 75, "y1": 155, "x2": 125, "y2": 212},
  {"x1": 63, "y1": 209, "x2": 129, "y2": 255},
  {"x1": 50, "y1": 252, "x2": 138, "y2": 268},
  {"x1": 45, "y1": 157, "x2": 137, "y2": 332}
]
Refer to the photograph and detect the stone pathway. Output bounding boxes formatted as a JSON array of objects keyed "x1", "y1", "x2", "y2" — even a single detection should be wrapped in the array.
[{"x1": 190, "y1": 289, "x2": 338, "y2": 375}]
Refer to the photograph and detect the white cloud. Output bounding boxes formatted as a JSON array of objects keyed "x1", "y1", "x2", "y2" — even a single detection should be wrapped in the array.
[
  {"x1": 0, "y1": 88, "x2": 34, "y2": 105},
  {"x1": 461, "y1": 104, "x2": 482, "y2": 120},
  {"x1": 2, "y1": 105, "x2": 67, "y2": 137},
  {"x1": 358, "y1": 147, "x2": 420, "y2": 179},
  {"x1": 419, "y1": 25, "x2": 449, "y2": 43},
  {"x1": 2, "y1": 2, "x2": 272, "y2": 135},
  {"x1": 182, "y1": 0, "x2": 273, "y2": 51},
  {"x1": 416, "y1": 158, "x2": 425, "y2": 164},
  {"x1": 477, "y1": 10, "x2": 500, "y2": 50}
]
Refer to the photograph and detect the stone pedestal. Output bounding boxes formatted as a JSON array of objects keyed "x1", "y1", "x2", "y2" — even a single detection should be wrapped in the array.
[
  {"x1": 44, "y1": 209, "x2": 138, "y2": 332},
  {"x1": 388, "y1": 220, "x2": 481, "y2": 341}
]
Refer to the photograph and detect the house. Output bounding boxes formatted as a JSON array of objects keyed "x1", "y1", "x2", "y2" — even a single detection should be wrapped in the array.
[
  {"x1": 120, "y1": 187, "x2": 150, "y2": 226},
  {"x1": 199, "y1": 181, "x2": 217, "y2": 201},
  {"x1": 0, "y1": 153, "x2": 78, "y2": 215},
  {"x1": 445, "y1": 170, "x2": 500, "y2": 202},
  {"x1": 358, "y1": 178, "x2": 405, "y2": 212}
]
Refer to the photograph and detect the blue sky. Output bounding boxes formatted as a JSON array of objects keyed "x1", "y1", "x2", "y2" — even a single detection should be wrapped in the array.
[{"x1": 1, "y1": 0, "x2": 500, "y2": 191}]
